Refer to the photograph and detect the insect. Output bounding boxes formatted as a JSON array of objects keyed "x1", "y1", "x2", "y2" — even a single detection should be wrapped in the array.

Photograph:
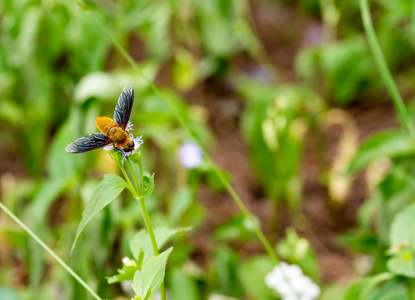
[{"x1": 65, "y1": 84, "x2": 135, "y2": 153}]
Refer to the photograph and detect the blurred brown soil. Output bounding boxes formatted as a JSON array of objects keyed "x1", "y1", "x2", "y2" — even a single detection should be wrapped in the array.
[{"x1": 188, "y1": 1, "x2": 399, "y2": 283}]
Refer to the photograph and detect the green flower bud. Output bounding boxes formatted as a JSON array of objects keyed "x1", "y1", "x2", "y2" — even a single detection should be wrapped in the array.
[
  {"x1": 130, "y1": 151, "x2": 142, "y2": 164},
  {"x1": 108, "y1": 148, "x2": 123, "y2": 164}
]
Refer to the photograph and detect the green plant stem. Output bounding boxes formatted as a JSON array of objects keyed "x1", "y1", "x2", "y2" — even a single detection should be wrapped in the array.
[
  {"x1": 126, "y1": 158, "x2": 142, "y2": 195},
  {"x1": 407, "y1": 217, "x2": 415, "y2": 277},
  {"x1": 210, "y1": 162, "x2": 279, "y2": 264},
  {"x1": 137, "y1": 159, "x2": 145, "y2": 193},
  {"x1": 0, "y1": 203, "x2": 102, "y2": 300},
  {"x1": 360, "y1": 0, "x2": 415, "y2": 143},
  {"x1": 136, "y1": 194, "x2": 167, "y2": 300},
  {"x1": 319, "y1": 0, "x2": 338, "y2": 42},
  {"x1": 124, "y1": 158, "x2": 167, "y2": 300},
  {"x1": 118, "y1": 161, "x2": 140, "y2": 198},
  {"x1": 408, "y1": 282, "x2": 415, "y2": 300}
]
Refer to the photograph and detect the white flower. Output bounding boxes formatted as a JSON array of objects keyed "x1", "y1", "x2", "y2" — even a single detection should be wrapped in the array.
[
  {"x1": 126, "y1": 120, "x2": 134, "y2": 132},
  {"x1": 103, "y1": 129, "x2": 144, "y2": 159},
  {"x1": 115, "y1": 134, "x2": 144, "y2": 161},
  {"x1": 179, "y1": 142, "x2": 203, "y2": 169},
  {"x1": 122, "y1": 256, "x2": 136, "y2": 267},
  {"x1": 265, "y1": 262, "x2": 320, "y2": 300}
]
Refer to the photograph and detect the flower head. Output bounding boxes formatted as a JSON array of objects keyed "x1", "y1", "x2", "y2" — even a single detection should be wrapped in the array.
[
  {"x1": 179, "y1": 142, "x2": 203, "y2": 169},
  {"x1": 116, "y1": 134, "x2": 144, "y2": 161},
  {"x1": 265, "y1": 262, "x2": 320, "y2": 300},
  {"x1": 104, "y1": 132, "x2": 144, "y2": 163},
  {"x1": 126, "y1": 120, "x2": 134, "y2": 133}
]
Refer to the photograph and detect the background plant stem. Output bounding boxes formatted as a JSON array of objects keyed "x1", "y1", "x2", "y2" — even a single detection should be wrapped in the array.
[
  {"x1": 407, "y1": 282, "x2": 415, "y2": 300},
  {"x1": 360, "y1": 0, "x2": 415, "y2": 143},
  {"x1": 88, "y1": 11, "x2": 280, "y2": 265},
  {"x1": 0, "y1": 203, "x2": 102, "y2": 300}
]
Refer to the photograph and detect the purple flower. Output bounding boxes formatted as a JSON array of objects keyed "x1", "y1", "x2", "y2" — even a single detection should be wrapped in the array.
[{"x1": 179, "y1": 142, "x2": 203, "y2": 169}]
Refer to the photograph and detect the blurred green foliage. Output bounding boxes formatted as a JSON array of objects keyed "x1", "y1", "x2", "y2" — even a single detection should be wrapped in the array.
[{"x1": 2, "y1": 0, "x2": 415, "y2": 299}]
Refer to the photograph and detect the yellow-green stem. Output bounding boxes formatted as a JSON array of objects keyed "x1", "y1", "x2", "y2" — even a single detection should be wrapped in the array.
[
  {"x1": 360, "y1": 0, "x2": 415, "y2": 144},
  {"x1": 408, "y1": 281, "x2": 415, "y2": 300},
  {"x1": 0, "y1": 203, "x2": 102, "y2": 300},
  {"x1": 124, "y1": 158, "x2": 167, "y2": 300},
  {"x1": 118, "y1": 161, "x2": 139, "y2": 198},
  {"x1": 126, "y1": 158, "x2": 142, "y2": 195},
  {"x1": 210, "y1": 162, "x2": 279, "y2": 264}
]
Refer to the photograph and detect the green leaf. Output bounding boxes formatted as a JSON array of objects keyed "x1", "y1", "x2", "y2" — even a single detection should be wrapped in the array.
[
  {"x1": 49, "y1": 110, "x2": 80, "y2": 179},
  {"x1": 71, "y1": 174, "x2": 127, "y2": 253},
  {"x1": 276, "y1": 228, "x2": 320, "y2": 281},
  {"x1": 239, "y1": 256, "x2": 275, "y2": 300},
  {"x1": 347, "y1": 130, "x2": 414, "y2": 174},
  {"x1": 168, "y1": 268, "x2": 200, "y2": 300},
  {"x1": 169, "y1": 187, "x2": 193, "y2": 224},
  {"x1": 74, "y1": 65, "x2": 157, "y2": 103},
  {"x1": 212, "y1": 214, "x2": 255, "y2": 242},
  {"x1": 387, "y1": 203, "x2": 415, "y2": 278},
  {"x1": 320, "y1": 37, "x2": 373, "y2": 105},
  {"x1": 387, "y1": 254, "x2": 415, "y2": 278},
  {"x1": 172, "y1": 49, "x2": 198, "y2": 91},
  {"x1": 389, "y1": 203, "x2": 415, "y2": 247},
  {"x1": 132, "y1": 247, "x2": 173, "y2": 300},
  {"x1": 141, "y1": 172, "x2": 155, "y2": 198},
  {"x1": 107, "y1": 264, "x2": 138, "y2": 284},
  {"x1": 130, "y1": 227, "x2": 191, "y2": 262},
  {"x1": 212, "y1": 246, "x2": 243, "y2": 297},
  {"x1": 343, "y1": 273, "x2": 395, "y2": 300},
  {"x1": 29, "y1": 178, "x2": 67, "y2": 224},
  {"x1": 0, "y1": 287, "x2": 22, "y2": 300}
]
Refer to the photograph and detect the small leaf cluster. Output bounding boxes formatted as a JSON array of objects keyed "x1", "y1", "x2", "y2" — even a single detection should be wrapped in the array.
[{"x1": 108, "y1": 227, "x2": 190, "y2": 300}]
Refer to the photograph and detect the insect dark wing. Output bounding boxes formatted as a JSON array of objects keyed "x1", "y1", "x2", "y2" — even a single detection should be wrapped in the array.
[
  {"x1": 65, "y1": 133, "x2": 112, "y2": 153},
  {"x1": 114, "y1": 84, "x2": 134, "y2": 130}
]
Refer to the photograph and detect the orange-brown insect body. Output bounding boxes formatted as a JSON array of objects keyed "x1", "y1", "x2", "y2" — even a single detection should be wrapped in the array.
[{"x1": 96, "y1": 116, "x2": 132, "y2": 150}]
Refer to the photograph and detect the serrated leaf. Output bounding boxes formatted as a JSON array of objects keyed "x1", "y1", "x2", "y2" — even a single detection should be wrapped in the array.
[
  {"x1": 347, "y1": 130, "x2": 414, "y2": 174},
  {"x1": 71, "y1": 174, "x2": 127, "y2": 252},
  {"x1": 132, "y1": 247, "x2": 173, "y2": 300},
  {"x1": 389, "y1": 203, "x2": 415, "y2": 247},
  {"x1": 130, "y1": 227, "x2": 191, "y2": 262}
]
